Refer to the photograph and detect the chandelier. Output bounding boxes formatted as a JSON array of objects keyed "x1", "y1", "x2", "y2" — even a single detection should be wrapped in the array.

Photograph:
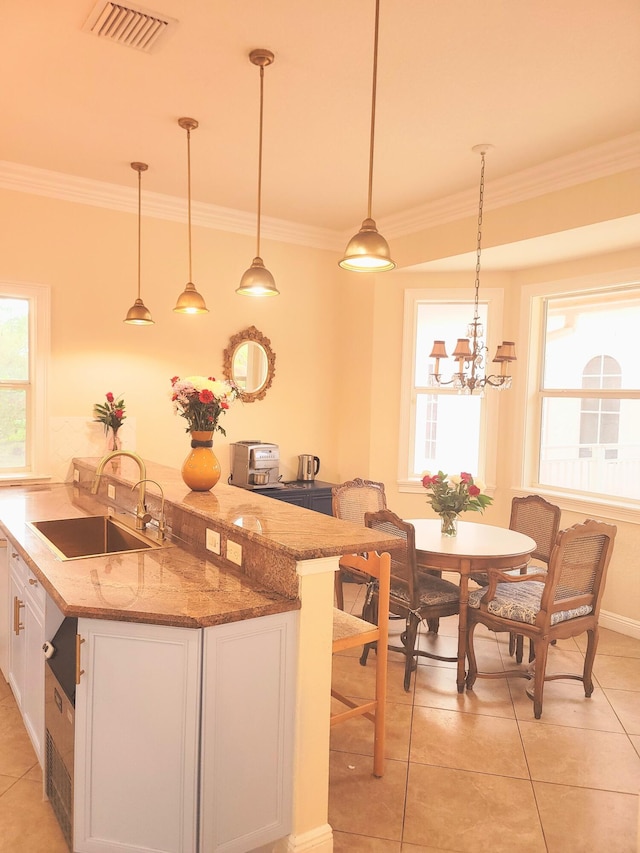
[{"x1": 429, "y1": 144, "x2": 516, "y2": 394}]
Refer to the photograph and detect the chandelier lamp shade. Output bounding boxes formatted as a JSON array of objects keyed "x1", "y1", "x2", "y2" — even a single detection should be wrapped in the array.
[
  {"x1": 339, "y1": 0, "x2": 395, "y2": 273},
  {"x1": 124, "y1": 161, "x2": 154, "y2": 325},
  {"x1": 174, "y1": 117, "x2": 209, "y2": 314},
  {"x1": 429, "y1": 144, "x2": 516, "y2": 393},
  {"x1": 237, "y1": 49, "x2": 279, "y2": 296}
]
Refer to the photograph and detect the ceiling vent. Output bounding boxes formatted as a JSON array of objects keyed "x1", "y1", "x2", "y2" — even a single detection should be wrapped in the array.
[{"x1": 82, "y1": 1, "x2": 178, "y2": 53}]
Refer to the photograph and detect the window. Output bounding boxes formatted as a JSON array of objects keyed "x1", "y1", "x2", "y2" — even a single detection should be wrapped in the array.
[
  {"x1": 0, "y1": 282, "x2": 49, "y2": 479},
  {"x1": 535, "y1": 285, "x2": 640, "y2": 503},
  {"x1": 399, "y1": 288, "x2": 503, "y2": 488}
]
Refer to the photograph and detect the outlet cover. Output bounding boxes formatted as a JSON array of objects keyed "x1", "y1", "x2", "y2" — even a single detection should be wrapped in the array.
[
  {"x1": 206, "y1": 529, "x2": 221, "y2": 555},
  {"x1": 73, "y1": 468, "x2": 80, "y2": 482},
  {"x1": 226, "y1": 540, "x2": 242, "y2": 566},
  {"x1": 107, "y1": 484, "x2": 116, "y2": 500}
]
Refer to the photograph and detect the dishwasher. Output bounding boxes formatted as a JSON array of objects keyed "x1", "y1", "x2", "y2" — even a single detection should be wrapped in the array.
[{"x1": 44, "y1": 617, "x2": 77, "y2": 852}]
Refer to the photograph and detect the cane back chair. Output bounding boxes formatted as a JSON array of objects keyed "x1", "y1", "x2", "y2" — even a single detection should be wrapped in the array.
[
  {"x1": 466, "y1": 519, "x2": 616, "y2": 719},
  {"x1": 332, "y1": 478, "x2": 387, "y2": 611},
  {"x1": 362, "y1": 509, "x2": 460, "y2": 691}
]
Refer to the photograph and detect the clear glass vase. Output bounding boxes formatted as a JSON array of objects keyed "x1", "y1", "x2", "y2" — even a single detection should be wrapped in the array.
[{"x1": 440, "y1": 513, "x2": 458, "y2": 537}]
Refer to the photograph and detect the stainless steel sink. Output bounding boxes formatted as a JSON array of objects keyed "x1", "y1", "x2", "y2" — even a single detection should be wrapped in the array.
[{"x1": 28, "y1": 515, "x2": 170, "y2": 561}]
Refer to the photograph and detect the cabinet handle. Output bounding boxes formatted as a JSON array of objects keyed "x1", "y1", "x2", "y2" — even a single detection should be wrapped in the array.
[
  {"x1": 75, "y1": 634, "x2": 85, "y2": 684},
  {"x1": 12, "y1": 552, "x2": 18, "y2": 559},
  {"x1": 13, "y1": 596, "x2": 24, "y2": 635},
  {"x1": 28, "y1": 577, "x2": 38, "y2": 586}
]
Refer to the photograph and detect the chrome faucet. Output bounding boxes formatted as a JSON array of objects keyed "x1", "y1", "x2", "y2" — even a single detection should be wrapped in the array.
[
  {"x1": 132, "y1": 479, "x2": 167, "y2": 541},
  {"x1": 91, "y1": 450, "x2": 150, "y2": 530}
]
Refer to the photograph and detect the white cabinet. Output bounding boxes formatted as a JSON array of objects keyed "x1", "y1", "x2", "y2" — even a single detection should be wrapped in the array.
[
  {"x1": 0, "y1": 539, "x2": 8, "y2": 679},
  {"x1": 74, "y1": 617, "x2": 202, "y2": 853},
  {"x1": 8, "y1": 547, "x2": 46, "y2": 764},
  {"x1": 200, "y1": 611, "x2": 297, "y2": 853},
  {"x1": 73, "y1": 610, "x2": 297, "y2": 853}
]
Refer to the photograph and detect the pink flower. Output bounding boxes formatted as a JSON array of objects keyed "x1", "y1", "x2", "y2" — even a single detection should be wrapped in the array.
[
  {"x1": 106, "y1": 392, "x2": 114, "y2": 403},
  {"x1": 461, "y1": 472, "x2": 472, "y2": 483},
  {"x1": 468, "y1": 485, "x2": 480, "y2": 497}
]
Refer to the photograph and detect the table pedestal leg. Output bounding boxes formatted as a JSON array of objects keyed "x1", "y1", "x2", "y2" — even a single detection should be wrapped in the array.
[{"x1": 457, "y1": 562, "x2": 470, "y2": 693}]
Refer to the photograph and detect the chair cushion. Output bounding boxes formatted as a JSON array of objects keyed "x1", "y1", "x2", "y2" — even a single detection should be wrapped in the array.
[
  {"x1": 391, "y1": 574, "x2": 459, "y2": 608},
  {"x1": 467, "y1": 580, "x2": 593, "y2": 625}
]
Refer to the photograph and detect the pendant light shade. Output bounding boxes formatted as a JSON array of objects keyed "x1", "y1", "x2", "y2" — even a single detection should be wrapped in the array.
[
  {"x1": 339, "y1": 0, "x2": 395, "y2": 273},
  {"x1": 237, "y1": 49, "x2": 279, "y2": 297},
  {"x1": 124, "y1": 162, "x2": 154, "y2": 325},
  {"x1": 174, "y1": 117, "x2": 209, "y2": 314}
]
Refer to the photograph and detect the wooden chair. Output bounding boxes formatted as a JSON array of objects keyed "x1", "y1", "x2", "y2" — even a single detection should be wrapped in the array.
[
  {"x1": 362, "y1": 510, "x2": 460, "y2": 691},
  {"x1": 331, "y1": 550, "x2": 390, "y2": 778},
  {"x1": 466, "y1": 519, "x2": 617, "y2": 719},
  {"x1": 470, "y1": 494, "x2": 561, "y2": 662},
  {"x1": 332, "y1": 478, "x2": 387, "y2": 611}
]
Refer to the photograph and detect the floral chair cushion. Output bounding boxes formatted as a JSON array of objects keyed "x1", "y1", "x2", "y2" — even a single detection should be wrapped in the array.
[
  {"x1": 467, "y1": 579, "x2": 593, "y2": 626},
  {"x1": 391, "y1": 574, "x2": 460, "y2": 608}
]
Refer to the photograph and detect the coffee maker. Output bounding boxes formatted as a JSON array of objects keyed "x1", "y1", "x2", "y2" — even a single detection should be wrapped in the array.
[{"x1": 230, "y1": 441, "x2": 281, "y2": 489}]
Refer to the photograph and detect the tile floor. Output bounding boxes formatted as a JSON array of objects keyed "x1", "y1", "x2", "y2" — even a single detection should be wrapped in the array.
[
  {"x1": 330, "y1": 583, "x2": 640, "y2": 852},
  {"x1": 0, "y1": 585, "x2": 639, "y2": 853}
]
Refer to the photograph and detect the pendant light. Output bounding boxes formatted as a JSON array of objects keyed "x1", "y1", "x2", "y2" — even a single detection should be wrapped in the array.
[
  {"x1": 236, "y1": 49, "x2": 279, "y2": 297},
  {"x1": 124, "y1": 162, "x2": 154, "y2": 325},
  {"x1": 339, "y1": 0, "x2": 395, "y2": 272},
  {"x1": 174, "y1": 117, "x2": 209, "y2": 314}
]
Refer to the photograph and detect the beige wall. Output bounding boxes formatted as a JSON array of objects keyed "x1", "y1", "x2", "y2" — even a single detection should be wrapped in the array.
[{"x1": 1, "y1": 169, "x2": 639, "y2": 628}]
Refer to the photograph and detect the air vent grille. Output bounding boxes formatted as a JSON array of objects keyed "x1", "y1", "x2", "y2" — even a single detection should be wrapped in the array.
[{"x1": 82, "y1": 1, "x2": 178, "y2": 53}]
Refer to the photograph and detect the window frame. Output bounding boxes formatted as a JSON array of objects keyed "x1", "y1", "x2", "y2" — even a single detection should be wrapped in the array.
[
  {"x1": 519, "y1": 270, "x2": 640, "y2": 522},
  {"x1": 398, "y1": 286, "x2": 504, "y2": 492},
  {"x1": 0, "y1": 281, "x2": 50, "y2": 482}
]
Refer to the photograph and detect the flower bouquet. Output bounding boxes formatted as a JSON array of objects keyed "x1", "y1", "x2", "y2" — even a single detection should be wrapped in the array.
[
  {"x1": 421, "y1": 470, "x2": 493, "y2": 536},
  {"x1": 93, "y1": 392, "x2": 126, "y2": 451},
  {"x1": 170, "y1": 375, "x2": 238, "y2": 435}
]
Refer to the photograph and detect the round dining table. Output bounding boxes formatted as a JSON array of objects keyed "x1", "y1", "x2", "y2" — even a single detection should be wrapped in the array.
[{"x1": 405, "y1": 519, "x2": 536, "y2": 692}]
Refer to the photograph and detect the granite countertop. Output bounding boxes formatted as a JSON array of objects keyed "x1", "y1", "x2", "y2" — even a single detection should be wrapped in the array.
[{"x1": 0, "y1": 460, "x2": 398, "y2": 629}]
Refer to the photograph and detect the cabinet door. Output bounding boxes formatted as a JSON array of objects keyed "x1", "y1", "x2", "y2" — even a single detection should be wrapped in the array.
[
  {"x1": 309, "y1": 491, "x2": 333, "y2": 516},
  {"x1": 0, "y1": 540, "x2": 8, "y2": 680},
  {"x1": 74, "y1": 618, "x2": 201, "y2": 853},
  {"x1": 22, "y1": 593, "x2": 45, "y2": 764},
  {"x1": 200, "y1": 610, "x2": 297, "y2": 853},
  {"x1": 8, "y1": 570, "x2": 25, "y2": 708}
]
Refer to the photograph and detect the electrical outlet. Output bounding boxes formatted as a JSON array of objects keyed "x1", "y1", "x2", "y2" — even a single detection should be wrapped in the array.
[
  {"x1": 73, "y1": 468, "x2": 80, "y2": 482},
  {"x1": 206, "y1": 529, "x2": 221, "y2": 555},
  {"x1": 107, "y1": 484, "x2": 116, "y2": 500},
  {"x1": 226, "y1": 540, "x2": 242, "y2": 566}
]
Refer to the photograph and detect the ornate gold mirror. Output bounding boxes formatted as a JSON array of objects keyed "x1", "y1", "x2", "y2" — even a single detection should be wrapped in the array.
[{"x1": 223, "y1": 326, "x2": 276, "y2": 402}]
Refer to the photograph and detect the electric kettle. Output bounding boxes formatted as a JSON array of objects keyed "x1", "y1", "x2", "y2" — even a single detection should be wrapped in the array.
[{"x1": 297, "y1": 454, "x2": 320, "y2": 481}]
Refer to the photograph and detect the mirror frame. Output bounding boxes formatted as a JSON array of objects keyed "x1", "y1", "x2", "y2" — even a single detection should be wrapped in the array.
[{"x1": 222, "y1": 325, "x2": 276, "y2": 402}]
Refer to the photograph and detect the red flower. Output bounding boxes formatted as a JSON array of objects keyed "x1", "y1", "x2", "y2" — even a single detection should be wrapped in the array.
[
  {"x1": 461, "y1": 472, "x2": 472, "y2": 483},
  {"x1": 199, "y1": 389, "x2": 214, "y2": 404},
  {"x1": 114, "y1": 409, "x2": 124, "y2": 419},
  {"x1": 422, "y1": 474, "x2": 434, "y2": 487},
  {"x1": 221, "y1": 401, "x2": 229, "y2": 410},
  {"x1": 468, "y1": 485, "x2": 480, "y2": 496},
  {"x1": 106, "y1": 392, "x2": 114, "y2": 403},
  {"x1": 208, "y1": 376, "x2": 216, "y2": 381},
  {"x1": 170, "y1": 376, "x2": 180, "y2": 385}
]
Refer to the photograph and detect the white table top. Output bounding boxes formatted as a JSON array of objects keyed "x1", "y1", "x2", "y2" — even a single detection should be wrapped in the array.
[{"x1": 405, "y1": 518, "x2": 536, "y2": 559}]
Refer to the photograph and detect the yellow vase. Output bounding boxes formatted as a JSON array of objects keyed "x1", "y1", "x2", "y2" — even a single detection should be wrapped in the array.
[{"x1": 181, "y1": 431, "x2": 221, "y2": 491}]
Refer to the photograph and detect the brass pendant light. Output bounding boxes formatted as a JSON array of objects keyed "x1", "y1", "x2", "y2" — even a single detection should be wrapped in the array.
[
  {"x1": 236, "y1": 49, "x2": 279, "y2": 297},
  {"x1": 339, "y1": 0, "x2": 395, "y2": 272},
  {"x1": 124, "y1": 162, "x2": 154, "y2": 325},
  {"x1": 174, "y1": 117, "x2": 209, "y2": 314}
]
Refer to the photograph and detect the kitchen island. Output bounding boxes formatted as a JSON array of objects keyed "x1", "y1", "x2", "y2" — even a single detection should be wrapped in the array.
[{"x1": 0, "y1": 457, "x2": 397, "y2": 853}]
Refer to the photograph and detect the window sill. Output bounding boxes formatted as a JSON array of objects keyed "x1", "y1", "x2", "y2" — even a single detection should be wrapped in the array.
[
  {"x1": 0, "y1": 473, "x2": 53, "y2": 487},
  {"x1": 514, "y1": 487, "x2": 639, "y2": 525}
]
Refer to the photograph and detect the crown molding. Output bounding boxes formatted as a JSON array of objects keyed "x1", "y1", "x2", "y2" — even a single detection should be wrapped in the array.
[
  {"x1": 378, "y1": 132, "x2": 640, "y2": 240},
  {"x1": 0, "y1": 161, "x2": 342, "y2": 252},
  {"x1": 1, "y1": 132, "x2": 638, "y2": 250}
]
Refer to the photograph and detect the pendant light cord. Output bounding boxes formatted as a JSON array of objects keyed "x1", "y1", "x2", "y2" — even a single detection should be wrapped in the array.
[
  {"x1": 136, "y1": 166, "x2": 142, "y2": 300},
  {"x1": 256, "y1": 63, "x2": 265, "y2": 258},
  {"x1": 367, "y1": 0, "x2": 380, "y2": 221},
  {"x1": 186, "y1": 124, "x2": 193, "y2": 282}
]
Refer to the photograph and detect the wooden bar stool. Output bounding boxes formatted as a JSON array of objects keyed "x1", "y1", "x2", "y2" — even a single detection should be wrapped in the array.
[{"x1": 331, "y1": 550, "x2": 390, "y2": 778}]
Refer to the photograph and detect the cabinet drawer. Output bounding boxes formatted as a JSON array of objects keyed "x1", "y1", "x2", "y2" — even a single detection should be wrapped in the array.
[{"x1": 9, "y1": 549, "x2": 46, "y2": 612}]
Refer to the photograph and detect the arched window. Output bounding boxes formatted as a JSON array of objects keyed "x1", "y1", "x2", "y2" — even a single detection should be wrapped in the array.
[{"x1": 579, "y1": 355, "x2": 621, "y2": 459}]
